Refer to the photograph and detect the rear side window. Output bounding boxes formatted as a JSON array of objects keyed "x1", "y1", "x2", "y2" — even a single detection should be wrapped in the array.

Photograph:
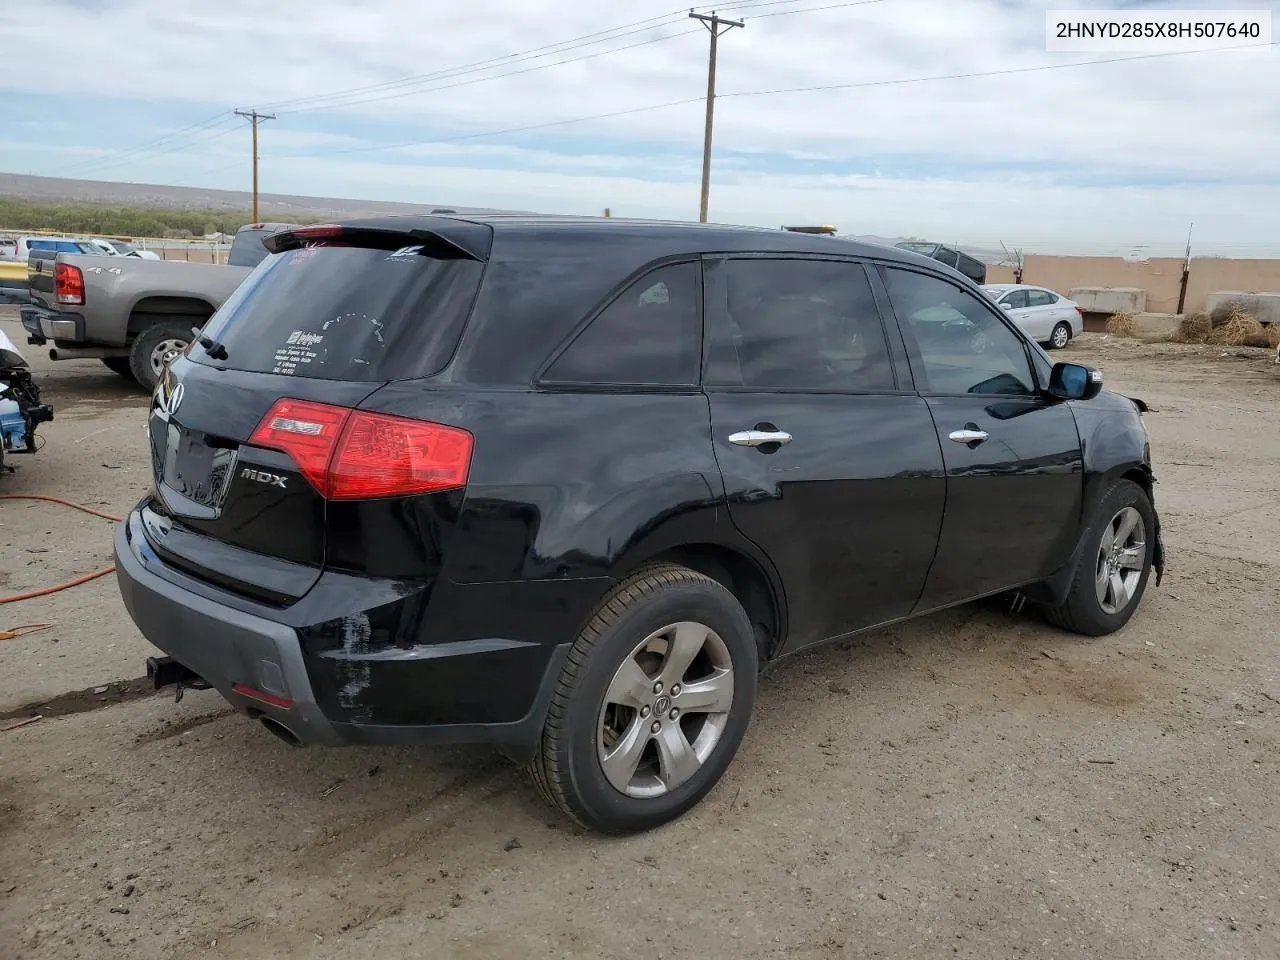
[
  {"x1": 707, "y1": 258, "x2": 895, "y2": 393},
  {"x1": 191, "y1": 243, "x2": 483, "y2": 381},
  {"x1": 542, "y1": 261, "x2": 700, "y2": 386},
  {"x1": 1027, "y1": 289, "x2": 1056, "y2": 306}
]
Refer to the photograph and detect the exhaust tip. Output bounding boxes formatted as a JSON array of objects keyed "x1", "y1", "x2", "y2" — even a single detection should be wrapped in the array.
[{"x1": 259, "y1": 716, "x2": 303, "y2": 747}]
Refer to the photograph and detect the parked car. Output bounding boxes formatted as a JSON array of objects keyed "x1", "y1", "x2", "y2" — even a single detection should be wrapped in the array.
[
  {"x1": 983, "y1": 283, "x2": 1084, "y2": 349},
  {"x1": 114, "y1": 216, "x2": 1164, "y2": 834},
  {"x1": 87, "y1": 238, "x2": 163, "y2": 260},
  {"x1": 894, "y1": 240, "x2": 987, "y2": 284},
  {"x1": 19, "y1": 222, "x2": 297, "y2": 389},
  {"x1": 13, "y1": 236, "x2": 106, "y2": 259}
]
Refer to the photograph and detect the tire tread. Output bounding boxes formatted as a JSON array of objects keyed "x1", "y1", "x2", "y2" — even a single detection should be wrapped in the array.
[{"x1": 526, "y1": 563, "x2": 727, "y2": 829}]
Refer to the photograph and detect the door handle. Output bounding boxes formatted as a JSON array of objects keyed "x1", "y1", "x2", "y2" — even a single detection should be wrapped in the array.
[
  {"x1": 729, "y1": 429, "x2": 793, "y2": 447},
  {"x1": 948, "y1": 427, "x2": 989, "y2": 444}
]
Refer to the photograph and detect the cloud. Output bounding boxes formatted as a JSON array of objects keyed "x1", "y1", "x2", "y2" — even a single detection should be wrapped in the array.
[{"x1": 0, "y1": 0, "x2": 1276, "y2": 253}]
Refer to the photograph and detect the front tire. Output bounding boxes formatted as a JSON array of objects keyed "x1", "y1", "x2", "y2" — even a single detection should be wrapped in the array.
[
  {"x1": 1049, "y1": 322, "x2": 1072, "y2": 349},
  {"x1": 128, "y1": 320, "x2": 192, "y2": 391},
  {"x1": 528, "y1": 564, "x2": 758, "y2": 834},
  {"x1": 1044, "y1": 479, "x2": 1155, "y2": 636}
]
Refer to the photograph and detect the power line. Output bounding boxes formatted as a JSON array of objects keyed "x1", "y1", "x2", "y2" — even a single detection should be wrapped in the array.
[
  {"x1": 49, "y1": 0, "x2": 880, "y2": 180},
  {"x1": 719, "y1": 40, "x2": 1279, "y2": 99},
  {"x1": 275, "y1": 26, "x2": 703, "y2": 116},
  {"x1": 50, "y1": 111, "x2": 234, "y2": 176},
  {"x1": 269, "y1": 40, "x2": 1275, "y2": 162},
  {"x1": 257, "y1": 0, "x2": 807, "y2": 116},
  {"x1": 66, "y1": 120, "x2": 243, "y2": 179}
]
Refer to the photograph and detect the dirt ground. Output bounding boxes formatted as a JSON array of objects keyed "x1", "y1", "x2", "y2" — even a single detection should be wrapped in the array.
[{"x1": 2, "y1": 304, "x2": 1278, "y2": 960}]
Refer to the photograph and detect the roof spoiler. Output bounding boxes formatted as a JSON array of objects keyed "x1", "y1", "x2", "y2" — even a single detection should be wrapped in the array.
[
  {"x1": 782, "y1": 225, "x2": 837, "y2": 235},
  {"x1": 264, "y1": 221, "x2": 492, "y2": 262}
]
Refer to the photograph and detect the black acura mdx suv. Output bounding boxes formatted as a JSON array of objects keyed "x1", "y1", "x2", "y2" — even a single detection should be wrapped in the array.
[{"x1": 116, "y1": 216, "x2": 1164, "y2": 834}]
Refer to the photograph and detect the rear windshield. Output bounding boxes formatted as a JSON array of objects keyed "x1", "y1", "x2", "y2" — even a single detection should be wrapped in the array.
[
  {"x1": 227, "y1": 229, "x2": 274, "y2": 267},
  {"x1": 190, "y1": 243, "x2": 484, "y2": 381}
]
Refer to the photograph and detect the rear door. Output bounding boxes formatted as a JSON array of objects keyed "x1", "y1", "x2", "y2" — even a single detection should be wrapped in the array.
[
  {"x1": 143, "y1": 227, "x2": 487, "y2": 602},
  {"x1": 1024, "y1": 288, "x2": 1060, "y2": 340},
  {"x1": 704, "y1": 256, "x2": 945, "y2": 651},
  {"x1": 876, "y1": 264, "x2": 1083, "y2": 609}
]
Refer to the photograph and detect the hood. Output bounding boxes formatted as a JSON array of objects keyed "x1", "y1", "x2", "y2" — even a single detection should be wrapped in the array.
[{"x1": 0, "y1": 327, "x2": 29, "y2": 369}]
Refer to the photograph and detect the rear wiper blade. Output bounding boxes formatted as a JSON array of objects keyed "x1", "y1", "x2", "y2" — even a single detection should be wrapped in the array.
[{"x1": 191, "y1": 326, "x2": 228, "y2": 361}]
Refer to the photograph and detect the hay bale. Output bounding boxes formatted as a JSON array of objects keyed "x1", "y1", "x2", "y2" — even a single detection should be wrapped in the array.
[
  {"x1": 1209, "y1": 297, "x2": 1252, "y2": 327},
  {"x1": 1105, "y1": 311, "x2": 1136, "y2": 337},
  {"x1": 1206, "y1": 312, "x2": 1265, "y2": 346},
  {"x1": 1172, "y1": 312, "x2": 1212, "y2": 343},
  {"x1": 1267, "y1": 324, "x2": 1280, "y2": 348},
  {"x1": 1241, "y1": 334, "x2": 1273, "y2": 349}
]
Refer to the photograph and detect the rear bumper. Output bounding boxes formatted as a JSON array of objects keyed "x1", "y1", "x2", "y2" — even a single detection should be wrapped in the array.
[
  {"x1": 114, "y1": 513, "x2": 574, "y2": 759},
  {"x1": 20, "y1": 304, "x2": 85, "y2": 344}
]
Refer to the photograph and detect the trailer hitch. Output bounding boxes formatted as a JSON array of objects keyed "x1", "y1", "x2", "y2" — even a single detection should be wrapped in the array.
[{"x1": 146, "y1": 656, "x2": 211, "y2": 703}]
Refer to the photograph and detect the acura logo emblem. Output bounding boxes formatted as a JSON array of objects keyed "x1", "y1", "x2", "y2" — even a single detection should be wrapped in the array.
[{"x1": 155, "y1": 379, "x2": 185, "y2": 417}]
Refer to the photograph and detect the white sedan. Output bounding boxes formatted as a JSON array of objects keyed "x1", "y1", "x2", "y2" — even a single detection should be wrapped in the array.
[{"x1": 982, "y1": 283, "x2": 1083, "y2": 349}]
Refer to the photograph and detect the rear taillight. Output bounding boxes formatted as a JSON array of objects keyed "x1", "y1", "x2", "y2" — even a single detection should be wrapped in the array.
[
  {"x1": 248, "y1": 398, "x2": 473, "y2": 500},
  {"x1": 55, "y1": 262, "x2": 85, "y2": 305},
  {"x1": 1075, "y1": 306, "x2": 1085, "y2": 316}
]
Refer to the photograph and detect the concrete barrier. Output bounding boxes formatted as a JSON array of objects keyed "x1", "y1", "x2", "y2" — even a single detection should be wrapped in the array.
[
  {"x1": 1205, "y1": 291, "x2": 1280, "y2": 325},
  {"x1": 1068, "y1": 287, "x2": 1146, "y2": 314}
]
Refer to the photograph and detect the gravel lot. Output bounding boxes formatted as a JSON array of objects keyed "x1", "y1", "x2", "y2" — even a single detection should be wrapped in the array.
[{"x1": 3, "y1": 304, "x2": 1278, "y2": 960}]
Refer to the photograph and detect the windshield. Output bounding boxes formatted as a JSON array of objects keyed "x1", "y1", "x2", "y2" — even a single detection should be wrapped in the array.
[
  {"x1": 228, "y1": 229, "x2": 275, "y2": 268},
  {"x1": 896, "y1": 242, "x2": 937, "y2": 255},
  {"x1": 190, "y1": 243, "x2": 484, "y2": 381}
]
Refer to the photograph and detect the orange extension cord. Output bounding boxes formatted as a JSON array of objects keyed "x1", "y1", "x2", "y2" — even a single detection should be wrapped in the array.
[{"x1": 0, "y1": 495, "x2": 123, "y2": 604}]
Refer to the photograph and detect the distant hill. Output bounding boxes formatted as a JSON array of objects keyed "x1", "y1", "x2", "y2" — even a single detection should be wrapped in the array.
[{"x1": 0, "y1": 172, "x2": 525, "y2": 220}]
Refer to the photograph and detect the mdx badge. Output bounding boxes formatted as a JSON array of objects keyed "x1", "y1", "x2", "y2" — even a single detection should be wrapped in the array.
[{"x1": 241, "y1": 467, "x2": 288, "y2": 489}]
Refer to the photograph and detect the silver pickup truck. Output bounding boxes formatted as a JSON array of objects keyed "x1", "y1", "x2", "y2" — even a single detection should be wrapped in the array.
[{"x1": 20, "y1": 223, "x2": 294, "y2": 389}]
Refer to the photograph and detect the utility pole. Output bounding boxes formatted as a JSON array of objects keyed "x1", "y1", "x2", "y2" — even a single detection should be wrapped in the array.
[
  {"x1": 1176, "y1": 221, "x2": 1193, "y2": 315},
  {"x1": 689, "y1": 10, "x2": 743, "y2": 223},
  {"x1": 234, "y1": 109, "x2": 275, "y2": 222}
]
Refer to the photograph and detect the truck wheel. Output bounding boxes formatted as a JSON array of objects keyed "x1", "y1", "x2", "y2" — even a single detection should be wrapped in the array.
[
  {"x1": 129, "y1": 320, "x2": 192, "y2": 390},
  {"x1": 1043, "y1": 479, "x2": 1155, "y2": 636},
  {"x1": 528, "y1": 564, "x2": 758, "y2": 834},
  {"x1": 101, "y1": 358, "x2": 133, "y2": 379}
]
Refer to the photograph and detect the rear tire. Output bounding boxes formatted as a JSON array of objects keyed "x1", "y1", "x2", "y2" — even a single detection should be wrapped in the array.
[
  {"x1": 129, "y1": 320, "x2": 192, "y2": 391},
  {"x1": 101, "y1": 357, "x2": 134, "y2": 379},
  {"x1": 1049, "y1": 322, "x2": 1072, "y2": 349},
  {"x1": 528, "y1": 564, "x2": 758, "y2": 834},
  {"x1": 1043, "y1": 479, "x2": 1154, "y2": 636}
]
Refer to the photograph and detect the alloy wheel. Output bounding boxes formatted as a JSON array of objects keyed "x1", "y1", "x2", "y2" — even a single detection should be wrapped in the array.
[
  {"x1": 597, "y1": 621, "x2": 734, "y2": 799},
  {"x1": 1095, "y1": 506, "x2": 1146, "y2": 614}
]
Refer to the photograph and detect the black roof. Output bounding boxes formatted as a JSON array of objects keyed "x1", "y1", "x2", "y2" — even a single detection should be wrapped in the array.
[{"x1": 315, "y1": 213, "x2": 940, "y2": 270}]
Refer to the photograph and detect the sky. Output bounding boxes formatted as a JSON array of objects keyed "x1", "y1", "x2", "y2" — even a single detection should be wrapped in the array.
[{"x1": 1, "y1": 0, "x2": 1277, "y2": 256}]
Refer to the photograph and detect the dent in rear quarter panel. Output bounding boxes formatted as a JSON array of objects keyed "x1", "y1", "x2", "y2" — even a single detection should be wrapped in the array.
[{"x1": 439, "y1": 388, "x2": 724, "y2": 583}]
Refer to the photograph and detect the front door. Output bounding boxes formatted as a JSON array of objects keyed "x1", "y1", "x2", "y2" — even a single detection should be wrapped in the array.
[
  {"x1": 877, "y1": 265, "x2": 1084, "y2": 610},
  {"x1": 703, "y1": 256, "x2": 945, "y2": 651}
]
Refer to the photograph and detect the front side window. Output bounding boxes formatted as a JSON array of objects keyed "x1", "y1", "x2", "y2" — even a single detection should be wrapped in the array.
[
  {"x1": 883, "y1": 267, "x2": 1035, "y2": 396},
  {"x1": 1000, "y1": 290, "x2": 1030, "y2": 309},
  {"x1": 542, "y1": 261, "x2": 700, "y2": 386},
  {"x1": 707, "y1": 258, "x2": 895, "y2": 393}
]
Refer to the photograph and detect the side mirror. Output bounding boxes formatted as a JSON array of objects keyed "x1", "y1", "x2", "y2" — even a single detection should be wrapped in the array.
[
  {"x1": 1049, "y1": 361, "x2": 1103, "y2": 401},
  {"x1": 999, "y1": 301, "x2": 1014, "y2": 311}
]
